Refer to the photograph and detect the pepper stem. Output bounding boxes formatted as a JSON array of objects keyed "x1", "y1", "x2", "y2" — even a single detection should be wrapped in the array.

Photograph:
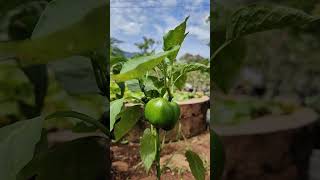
[{"x1": 156, "y1": 128, "x2": 161, "y2": 180}]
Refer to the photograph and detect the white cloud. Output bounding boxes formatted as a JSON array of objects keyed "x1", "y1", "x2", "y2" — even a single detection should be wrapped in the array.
[
  {"x1": 121, "y1": 22, "x2": 143, "y2": 35},
  {"x1": 185, "y1": 11, "x2": 210, "y2": 43},
  {"x1": 111, "y1": 7, "x2": 146, "y2": 35},
  {"x1": 111, "y1": 15, "x2": 141, "y2": 35},
  {"x1": 164, "y1": 15, "x2": 179, "y2": 27},
  {"x1": 154, "y1": 24, "x2": 165, "y2": 35},
  {"x1": 188, "y1": 25, "x2": 209, "y2": 42},
  {"x1": 110, "y1": 0, "x2": 210, "y2": 57},
  {"x1": 161, "y1": 15, "x2": 180, "y2": 33}
]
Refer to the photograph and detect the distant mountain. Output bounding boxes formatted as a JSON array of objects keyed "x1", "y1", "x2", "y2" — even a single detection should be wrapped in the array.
[
  {"x1": 123, "y1": 51, "x2": 138, "y2": 58},
  {"x1": 179, "y1": 53, "x2": 209, "y2": 65},
  {"x1": 111, "y1": 37, "x2": 138, "y2": 58}
]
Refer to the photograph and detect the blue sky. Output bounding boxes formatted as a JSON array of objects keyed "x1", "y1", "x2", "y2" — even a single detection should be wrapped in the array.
[{"x1": 110, "y1": 0, "x2": 210, "y2": 58}]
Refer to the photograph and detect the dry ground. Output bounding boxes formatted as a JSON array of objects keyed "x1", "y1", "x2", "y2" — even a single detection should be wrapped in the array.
[{"x1": 111, "y1": 131, "x2": 210, "y2": 180}]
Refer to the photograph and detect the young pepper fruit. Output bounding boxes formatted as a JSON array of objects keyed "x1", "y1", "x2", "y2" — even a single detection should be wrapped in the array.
[{"x1": 144, "y1": 97, "x2": 180, "y2": 130}]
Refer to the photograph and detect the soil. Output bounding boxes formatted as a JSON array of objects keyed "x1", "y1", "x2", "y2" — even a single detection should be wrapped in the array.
[{"x1": 111, "y1": 131, "x2": 210, "y2": 180}]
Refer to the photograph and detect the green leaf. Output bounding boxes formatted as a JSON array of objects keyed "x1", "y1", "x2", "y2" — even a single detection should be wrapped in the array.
[
  {"x1": 112, "y1": 46, "x2": 180, "y2": 82},
  {"x1": 17, "y1": 136, "x2": 108, "y2": 180},
  {"x1": 114, "y1": 105, "x2": 142, "y2": 142},
  {"x1": 145, "y1": 90, "x2": 161, "y2": 99},
  {"x1": 173, "y1": 63, "x2": 209, "y2": 74},
  {"x1": 174, "y1": 74, "x2": 187, "y2": 90},
  {"x1": 173, "y1": 63, "x2": 209, "y2": 89},
  {"x1": 110, "y1": 55, "x2": 126, "y2": 66},
  {"x1": 211, "y1": 4, "x2": 246, "y2": 93},
  {"x1": 45, "y1": 111, "x2": 108, "y2": 136},
  {"x1": 127, "y1": 77, "x2": 161, "y2": 98},
  {"x1": 34, "y1": 130, "x2": 49, "y2": 155},
  {"x1": 0, "y1": 117, "x2": 43, "y2": 180},
  {"x1": 50, "y1": 56, "x2": 99, "y2": 94},
  {"x1": 143, "y1": 77, "x2": 162, "y2": 93},
  {"x1": 140, "y1": 128, "x2": 157, "y2": 172},
  {"x1": 212, "y1": 4, "x2": 320, "y2": 93},
  {"x1": 126, "y1": 80, "x2": 141, "y2": 92},
  {"x1": 210, "y1": 129, "x2": 225, "y2": 180},
  {"x1": 211, "y1": 39, "x2": 247, "y2": 93},
  {"x1": 72, "y1": 122, "x2": 97, "y2": 133},
  {"x1": 163, "y1": 17, "x2": 189, "y2": 61},
  {"x1": 0, "y1": 0, "x2": 107, "y2": 65},
  {"x1": 147, "y1": 76, "x2": 164, "y2": 89},
  {"x1": 110, "y1": 98, "x2": 124, "y2": 131},
  {"x1": 226, "y1": 4, "x2": 320, "y2": 41},
  {"x1": 32, "y1": 0, "x2": 105, "y2": 38},
  {"x1": 185, "y1": 150, "x2": 206, "y2": 180}
]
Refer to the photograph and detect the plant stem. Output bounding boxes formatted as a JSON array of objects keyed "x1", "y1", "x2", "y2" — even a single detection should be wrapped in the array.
[
  {"x1": 211, "y1": 40, "x2": 232, "y2": 62},
  {"x1": 166, "y1": 87, "x2": 173, "y2": 101},
  {"x1": 163, "y1": 62, "x2": 173, "y2": 101},
  {"x1": 164, "y1": 75, "x2": 173, "y2": 101},
  {"x1": 156, "y1": 128, "x2": 161, "y2": 180},
  {"x1": 138, "y1": 79, "x2": 147, "y2": 95}
]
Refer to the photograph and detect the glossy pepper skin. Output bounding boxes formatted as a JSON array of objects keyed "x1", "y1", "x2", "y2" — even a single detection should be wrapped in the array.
[
  {"x1": 144, "y1": 98, "x2": 180, "y2": 130},
  {"x1": 166, "y1": 101, "x2": 180, "y2": 130}
]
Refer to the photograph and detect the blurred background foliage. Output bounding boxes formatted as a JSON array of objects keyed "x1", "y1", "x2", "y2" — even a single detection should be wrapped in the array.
[
  {"x1": 0, "y1": 0, "x2": 105, "y2": 129},
  {"x1": 3, "y1": 0, "x2": 319, "y2": 128},
  {"x1": 211, "y1": 0, "x2": 320, "y2": 125}
]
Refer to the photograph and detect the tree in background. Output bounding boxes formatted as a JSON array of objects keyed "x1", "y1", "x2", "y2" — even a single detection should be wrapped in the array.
[
  {"x1": 134, "y1": 36, "x2": 157, "y2": 56},
  {"x1": 111, "y1": 37, "x2": 124, "y2": 56}
]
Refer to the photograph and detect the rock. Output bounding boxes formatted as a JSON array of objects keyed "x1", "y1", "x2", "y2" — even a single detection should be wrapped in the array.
[
  {"x1": 161, "y1": 153, "x2": 190, "y2": 171},
  {"x1": 112, "y1": 161, "x2": 129, "y2": 172}
]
